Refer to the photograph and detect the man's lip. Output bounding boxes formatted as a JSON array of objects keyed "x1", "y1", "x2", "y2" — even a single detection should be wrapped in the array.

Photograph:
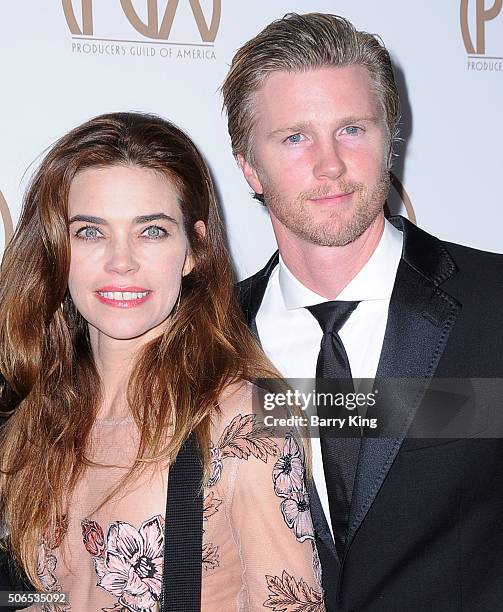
[
  {"x1": 95, "y1": 285, "x2": 151, "y2": 292},
  {"x1": 309, "y1": 192, "x2": 354, "y2": 201}
]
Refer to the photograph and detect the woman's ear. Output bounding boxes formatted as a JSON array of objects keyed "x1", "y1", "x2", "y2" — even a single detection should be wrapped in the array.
[
  {"x1": 193, "y1": 220, "x2": 206, "y2": 239},
  {"x1": 182, "y1": 220, "x2": 206, "y2": 276}
]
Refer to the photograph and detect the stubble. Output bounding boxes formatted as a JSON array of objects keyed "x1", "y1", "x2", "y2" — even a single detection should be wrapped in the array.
[{"x1": 262, "y1": 167, "x2": 390, "y2": 247}]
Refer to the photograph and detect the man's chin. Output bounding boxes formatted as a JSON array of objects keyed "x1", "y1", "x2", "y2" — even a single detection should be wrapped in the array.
[
  {"x1": 300, "y1": 229, "x2": 364, "y2": 248},
  {"x1": 290, "y1": 209, "x2": 384, "y2": 247}
]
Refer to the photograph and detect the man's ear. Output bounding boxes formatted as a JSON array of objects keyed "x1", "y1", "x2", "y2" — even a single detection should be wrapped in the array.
[
  {"x1": 182, "y1": 220, "x2": 206, "y2": 277},
  {"x1": 236, "y1": 154, "x2": 264, "y2": 196}
]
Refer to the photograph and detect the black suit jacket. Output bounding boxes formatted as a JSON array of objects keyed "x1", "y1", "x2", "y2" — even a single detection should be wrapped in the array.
[{"x1": 237, "y1": 216, "x2": 503, "y2": 612}]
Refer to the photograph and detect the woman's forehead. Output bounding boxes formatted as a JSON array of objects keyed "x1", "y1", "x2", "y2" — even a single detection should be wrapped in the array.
[{"x1": 68, "y1": 165, "x2": 183, "y2": 221}]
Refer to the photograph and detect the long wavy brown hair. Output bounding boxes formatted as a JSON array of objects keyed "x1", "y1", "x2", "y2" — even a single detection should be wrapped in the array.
[{"x1": 0, "y1": 112, "x2": 277, "y2": 587}]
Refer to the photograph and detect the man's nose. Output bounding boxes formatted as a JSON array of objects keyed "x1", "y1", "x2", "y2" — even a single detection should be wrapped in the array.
[
  {"x1": 104, "y1": 239, "x2": 139, "y2": 275},
  {"x1": 313, "y1": 140, "x2": 346, "y2": 181}
]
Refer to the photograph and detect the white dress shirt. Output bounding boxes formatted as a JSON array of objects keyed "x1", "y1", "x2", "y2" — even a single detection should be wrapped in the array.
[{"x1": 256, "y1": 219, "x2": 403, "y2": 536}]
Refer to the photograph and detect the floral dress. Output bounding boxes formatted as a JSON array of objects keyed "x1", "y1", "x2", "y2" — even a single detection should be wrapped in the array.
[{"x1": 31, "y1": 382, "x2": 324, "y2": 612}]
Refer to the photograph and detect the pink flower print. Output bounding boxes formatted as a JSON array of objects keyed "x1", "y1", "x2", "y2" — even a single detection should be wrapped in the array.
[
  {"x1": 93, "y1": 554, "x2": 107, "y2": 580},
  {"x1": 273, "y1": 435, "x2": 304, "y2": 497},
  {"x1": 281, "y1": 491, "x2": 315, "y2": 542},
  {"x1": 82, "y1": 518, "x2": 105, "y2": 557},
  {"x1": 37, "y1": 540, "x2": 70, "y2": 611},
  {"x1": 45, "y1": 515, "x2": 69, "y2": 550},
  {"x1": 37, "y1": 542, "x2": 58, "y2": 592},
  {"x1": 207, "y1": 442, "x2": 223, "y2": 487},
  {"x1": 96, "y1": 516, "x2": 164, "y2": 612},
  {"x1": 312, "y1": 540, "x2": 322, "y2": 587}
]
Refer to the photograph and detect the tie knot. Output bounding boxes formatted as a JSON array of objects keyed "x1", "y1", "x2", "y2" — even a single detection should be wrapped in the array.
[{"x1": 306, "y1": 300, "x2": 360, "y2": 334}]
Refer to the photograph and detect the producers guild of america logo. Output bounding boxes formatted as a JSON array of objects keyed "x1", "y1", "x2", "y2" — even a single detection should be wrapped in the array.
[
  {"x1": 62, "y1": 0, "x2": 221, "y2": 61},
  {"x1": 461, "y1": 0, "x2": 503, "y2": 71},
  {"x1": 0, "y1": 190, "x2": 14, "y2": 246}
]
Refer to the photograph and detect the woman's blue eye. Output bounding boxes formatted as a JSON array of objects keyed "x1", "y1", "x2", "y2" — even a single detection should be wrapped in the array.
[
  {"x1": 286, "y1": 133, "x2": 304, "y2": 144},
  {"x1": 76, "y1": 226, "x2": 101, "y2": 240},
  {"x1": 142, "y1": 226, "x2": 166, "y2": 239}
]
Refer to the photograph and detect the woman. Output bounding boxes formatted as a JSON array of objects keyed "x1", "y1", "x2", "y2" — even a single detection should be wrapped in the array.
[{"x1": 0, "y1": 113, "x2": 323, "y2": 611}]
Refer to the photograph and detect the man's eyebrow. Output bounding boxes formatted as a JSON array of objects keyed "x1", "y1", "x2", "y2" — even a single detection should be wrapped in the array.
[
  {"x1": 339, "y1": 115, "x2": 380, "y2": 126},
  {"x1": 69, "y1": 213, "x2": 179, "y2": 225},
  {"x1": 266, "y1": 115, "x2": 380, "y2": 139},
  {"x1": 267, "y1": 122, "x2": 313, "y2": 139}
]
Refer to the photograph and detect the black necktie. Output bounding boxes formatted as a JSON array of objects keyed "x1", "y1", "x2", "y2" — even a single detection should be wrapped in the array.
[{"x1": 306, "y1": 300, "x2": 360, "y2": 559}]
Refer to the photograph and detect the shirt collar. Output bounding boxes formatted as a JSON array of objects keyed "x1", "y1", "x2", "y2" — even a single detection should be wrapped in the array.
[{"x1": 278, "y1": 218, "x2": 403, "y2": 310}]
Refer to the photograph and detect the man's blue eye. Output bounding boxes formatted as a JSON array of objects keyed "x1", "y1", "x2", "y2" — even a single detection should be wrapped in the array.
[
  {"x1": 286, "y1": 133, "x2": 304, "y2": 143},
  {"x1": 344, "y1": 126, "x2": 361, "y2": 135}
]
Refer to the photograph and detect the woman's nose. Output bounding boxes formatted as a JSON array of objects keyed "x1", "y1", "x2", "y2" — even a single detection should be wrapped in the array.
[{"x1": 104, "y1": 239, "x2": 139, "y2": 275}]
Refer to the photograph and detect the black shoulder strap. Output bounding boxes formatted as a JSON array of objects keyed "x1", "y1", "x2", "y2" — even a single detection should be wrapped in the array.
[{"x1": 160, "y1": 431, "x2": 203, "y2": 612}]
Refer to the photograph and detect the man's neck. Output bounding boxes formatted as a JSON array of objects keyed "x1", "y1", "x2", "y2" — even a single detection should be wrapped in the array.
[{"x1": 274, "y1": 213, "x2": 385, "y2": 300}]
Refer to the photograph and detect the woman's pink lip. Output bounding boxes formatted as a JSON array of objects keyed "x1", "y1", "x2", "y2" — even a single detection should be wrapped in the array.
[
  {"x1": 95, "y1": 292, "x2": 152, "y2": 308},
  {"x1": 96, "y1": 285, "x2": 150, "y2": 292}
]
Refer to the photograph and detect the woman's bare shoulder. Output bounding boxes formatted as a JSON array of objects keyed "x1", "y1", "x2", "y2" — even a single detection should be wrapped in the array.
[
  {"x1": 211, "y1": 379, "x2": 278, "y2": 439},
  {"x1": 213, "y1": 380, "x2": 252, "y2": 430}
]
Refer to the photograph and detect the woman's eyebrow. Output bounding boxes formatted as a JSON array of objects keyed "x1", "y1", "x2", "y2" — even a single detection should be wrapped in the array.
[
  {"x1": 68, "y1": 213, "x2": 178, "y2": 225},
  {"x1": 69, "y1": 214, "x2": 106, "y2": 224},
  {"x1": 134, "y1": 213, "x2": 178, "y2": 225}
]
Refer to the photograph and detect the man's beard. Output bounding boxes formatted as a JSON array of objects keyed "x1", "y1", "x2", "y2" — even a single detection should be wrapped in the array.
[{"x1": 261, "y1": 167, "x2": 390, "y2": 247}]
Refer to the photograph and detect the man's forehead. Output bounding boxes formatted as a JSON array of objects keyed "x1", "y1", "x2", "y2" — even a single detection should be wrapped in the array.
[{"x1": 252, "y1": 65, "x2": 383, "y2": 126}]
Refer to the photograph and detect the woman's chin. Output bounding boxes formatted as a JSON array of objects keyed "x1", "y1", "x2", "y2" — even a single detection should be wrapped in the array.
[{"x1": 87, "y1": 321, "x2": 167, "y2": 344}]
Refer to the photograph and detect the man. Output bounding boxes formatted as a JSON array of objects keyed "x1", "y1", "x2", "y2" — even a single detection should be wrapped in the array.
[{"x1": 222, "y1": 12, "x2": 503, "y2": 612}]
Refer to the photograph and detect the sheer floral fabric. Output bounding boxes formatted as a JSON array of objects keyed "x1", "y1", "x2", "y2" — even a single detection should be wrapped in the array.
[{"x1": 29, "y1": 382, "x2": 324, "y2": 611}]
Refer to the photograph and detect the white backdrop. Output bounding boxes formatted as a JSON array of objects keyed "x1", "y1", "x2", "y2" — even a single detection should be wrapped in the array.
[{"x1": 0, "y1": 1, "x2": 502, "y2": 279}]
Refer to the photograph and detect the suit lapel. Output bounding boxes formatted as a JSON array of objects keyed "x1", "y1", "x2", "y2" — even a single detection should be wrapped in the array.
[
  {"x1": 308, "y1": 478, "x2": 341, "y2": 599},
  {"x1": 237, "y1": 251, "x2": 278, "y2": 336},
  {"x1": 346, "y1": 217, "x2": 462, "y2": 550}
]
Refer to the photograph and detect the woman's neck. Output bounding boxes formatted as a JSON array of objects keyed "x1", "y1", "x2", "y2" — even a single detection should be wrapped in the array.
[{"x1": 89, "y1": 330, "x2": 140, "y2": 420}]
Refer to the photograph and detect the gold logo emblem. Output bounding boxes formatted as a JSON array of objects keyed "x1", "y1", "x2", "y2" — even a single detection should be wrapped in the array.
[
  {"x1": 62, "y1": 0, "x2": 221, "y2": 42},
  {"x1": 389, "y1": 173, "x2": 416, "y2": 224},
  {"x1": 0, "y1": 190, "x2": 14, "y2": 246},
  {"x1": 461, "y1": 0, "x2": 503, "y2": 55}
]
